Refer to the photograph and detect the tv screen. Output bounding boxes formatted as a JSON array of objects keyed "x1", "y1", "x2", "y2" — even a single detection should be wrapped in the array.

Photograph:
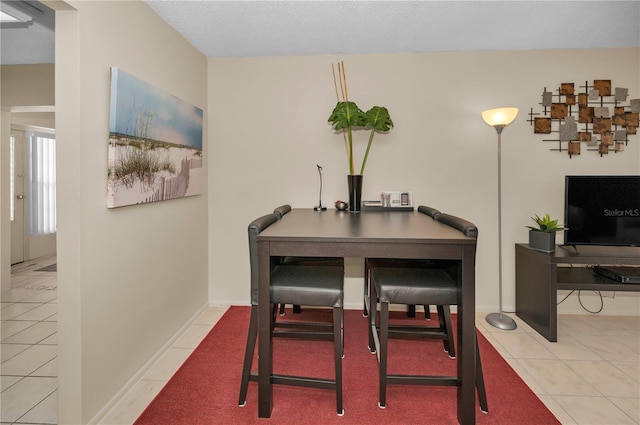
[{"x1": 564, "y1": 175, "x2": 640, "y2": 247}]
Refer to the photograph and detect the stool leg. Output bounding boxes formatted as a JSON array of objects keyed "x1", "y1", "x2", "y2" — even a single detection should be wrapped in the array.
[
  {"x1": 239, "y1": 305, "x2": 258, "y2": 406},
  {"x1": 363, "y1": 260, "x2": 370, "y2": 317},
  {"x1": 333, "y1": 307, "x2": 344, "y2": 415},
  {"x1": 423, "y1": 304, "x2": 432, "y2": 320},
  {"x1": 379, "y1": 301, "x2": 389, "y2": 408},
  {"x1": 476, "y1": 333, "x2": 488, "y2": 413},
  {"x1": 438, "y1": 305, "x2": 456, "y2": 358},
  {"x1": 368, "y1": 275, "x2": 378, "y2": 353}
]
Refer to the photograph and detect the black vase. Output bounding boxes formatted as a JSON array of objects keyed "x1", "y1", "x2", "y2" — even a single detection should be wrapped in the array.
[{"x1": 347, "y1": 175, "x2": 363, "y2": 213}]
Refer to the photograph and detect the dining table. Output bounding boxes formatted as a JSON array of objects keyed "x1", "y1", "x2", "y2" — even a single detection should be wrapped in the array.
[{"x1": 257, "y1": 208, "x2": 479, "y2": 424}]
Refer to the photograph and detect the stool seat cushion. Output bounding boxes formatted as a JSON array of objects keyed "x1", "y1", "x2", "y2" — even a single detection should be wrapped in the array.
[
  {"x1": 372, "y1": 267, "x2": 457, "y2": 306},
  {"x1": 271, "y1": 265, "x2": 344, "y2": 307}
]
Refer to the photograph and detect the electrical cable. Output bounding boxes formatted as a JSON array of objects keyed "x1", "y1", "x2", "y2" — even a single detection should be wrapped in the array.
[
  {"x1": 555, "y1": 264, "x2": 604, "y2": 313},
  {"x1": 557, "y1": 290, "x2": 575, "y2": 305},
  {"x1": 578, "y1": 290, "x2": 604, "y2": 314}
]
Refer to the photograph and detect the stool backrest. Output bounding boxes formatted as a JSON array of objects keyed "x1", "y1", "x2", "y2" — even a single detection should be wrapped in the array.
[
  {"x1": 417, "y1": 205, "x2": 441, "y2": 220},
  {"x1": 437, "y1": 213, "x2": 478, "y2": 239},
  {"x1": 273, "y1": 204, "x2": 292, "y2": 219},
  {"x1": 248, "y1": 213, "x2": 279, "y2": 305}
]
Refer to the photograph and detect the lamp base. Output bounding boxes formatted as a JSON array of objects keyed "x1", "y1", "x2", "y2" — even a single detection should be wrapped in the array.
[
  {"x1": 314, "y1": 206, "x2": 327, "y2": 211},
  {"x1": 485, "y1": 312, "x2": 517, "y2": 330}
]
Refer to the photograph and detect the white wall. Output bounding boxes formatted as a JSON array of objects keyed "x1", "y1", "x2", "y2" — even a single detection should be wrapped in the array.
[
  {"x1": 208, "y1": 49, "x2": 640, "y2": 315},
  {"x1": 0, "y1": 64, "x2": 55, "y2": 106},
  {"x1": 27, "y1": 233, "x2": 56, "y2": 259},
  {"x1": 53, "y1": 1, "x2": 208, "y2": 423}
]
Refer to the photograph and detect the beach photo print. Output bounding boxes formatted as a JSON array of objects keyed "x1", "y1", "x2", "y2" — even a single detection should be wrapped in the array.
[{"x1": 107, "y1": 67, "x2": 203, "y2": 208}]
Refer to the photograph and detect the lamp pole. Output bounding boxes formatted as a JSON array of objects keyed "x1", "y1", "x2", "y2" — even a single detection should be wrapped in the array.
[
  {"x1": 486, "y1": 125, "x2": 517, "y2": 330},
  {"x1": 482, "y1": 107, "x2": 519, "y2": 331}
]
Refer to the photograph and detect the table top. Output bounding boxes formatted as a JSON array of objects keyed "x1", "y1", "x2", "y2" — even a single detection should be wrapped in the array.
[{"x1": 258, "y1": 208, "x2": 476, "y2": 245}]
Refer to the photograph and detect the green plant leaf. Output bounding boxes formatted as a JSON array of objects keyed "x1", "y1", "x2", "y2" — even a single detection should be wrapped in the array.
[
  {"x1": 364, "y1": 106, "x2": 394, "y2": 132},
  {"x1": 328, "y1": 102, "x2": 394, "y2": 175},
  {"x1": 359, "y1": 106, "x2": 394, "y2": 174},
  {"x1": 527, "y1": 213, "x2": 565, "y2": 232},
  {"x1": 328, "y1": 101, "x2": 367, "y2": 174},
  {"x1": 327, "y1": 101, "x2": 366, "y2": 130}
]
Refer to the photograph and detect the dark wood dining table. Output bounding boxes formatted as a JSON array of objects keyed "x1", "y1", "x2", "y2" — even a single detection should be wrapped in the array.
[{"x1": 257, "y1": 208, "x2": 479, "y2": 424}]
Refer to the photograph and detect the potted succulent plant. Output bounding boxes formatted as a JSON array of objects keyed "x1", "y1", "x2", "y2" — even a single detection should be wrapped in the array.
[
  {"x1": 526, "y1": 213, "x2": 565, "y2": 252},
  {"x1": 327, "y1": 62, "x2": 394, "y2": 212}
]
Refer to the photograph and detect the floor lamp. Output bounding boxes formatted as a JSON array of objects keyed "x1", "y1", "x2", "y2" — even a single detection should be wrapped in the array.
[{"x1": 482, "y1": 107, "x2": 519, "y2": 331}]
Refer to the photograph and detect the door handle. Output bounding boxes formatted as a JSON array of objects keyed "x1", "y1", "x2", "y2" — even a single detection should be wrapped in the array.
[{"x1": 16, "y1": 195, "x2": 24, "y2": 199}]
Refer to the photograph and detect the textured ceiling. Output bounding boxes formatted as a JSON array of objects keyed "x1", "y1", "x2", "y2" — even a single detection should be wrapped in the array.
[
  {"x1": 1, "y1": 1, "x2": 639, "y2": 65},
  {"x1": 0, "y1": 0, "x2": 54, "y2": 65},
  {"x1": 144, "y1": 1, "x2": 640, "y2": 57}
]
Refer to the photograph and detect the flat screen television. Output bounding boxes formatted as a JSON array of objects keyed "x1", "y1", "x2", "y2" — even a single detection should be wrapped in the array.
[{"x1": 564, "y1": 175, "x2": 640, "y2": 247}]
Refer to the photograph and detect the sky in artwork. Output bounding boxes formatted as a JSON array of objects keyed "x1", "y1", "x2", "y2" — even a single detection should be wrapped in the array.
[{"x1": 109, "y1": 68, "x2": 203, "y2": 150}]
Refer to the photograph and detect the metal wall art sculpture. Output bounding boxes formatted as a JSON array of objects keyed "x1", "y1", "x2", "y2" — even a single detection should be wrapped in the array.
[{"x1": 529, "y1": 80, "x2": 639, "y2": 157}]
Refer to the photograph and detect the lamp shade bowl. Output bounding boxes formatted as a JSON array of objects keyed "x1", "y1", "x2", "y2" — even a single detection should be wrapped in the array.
[{"x1": 482, "y1": 107, "x2": 519, "y2": 127}]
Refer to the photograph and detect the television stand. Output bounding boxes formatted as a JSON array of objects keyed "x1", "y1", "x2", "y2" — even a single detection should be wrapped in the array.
[
  {"x1": 515, "y1": 243, "x2": 640, "y2": 342},
  {"x1": 558, "y1": 244, "x2": 578, "y2": 253}
]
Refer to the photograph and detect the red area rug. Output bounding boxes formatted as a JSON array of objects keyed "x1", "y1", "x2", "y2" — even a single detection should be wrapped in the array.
[{"x1": 135, "y1": 306, "x2": 560, "y2": 424}]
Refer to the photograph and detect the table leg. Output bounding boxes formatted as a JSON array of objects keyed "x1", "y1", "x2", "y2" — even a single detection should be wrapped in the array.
[
  {"x1": 257, "y1": 241, "x2": 273, "y2": 417},
  {"x1": 457, "y1": 246, "x2": 476, "y2": 425}
]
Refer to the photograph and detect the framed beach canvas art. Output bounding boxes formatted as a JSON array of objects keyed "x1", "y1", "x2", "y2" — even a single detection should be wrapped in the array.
[{"x1": 107, "y1": 67, "x2": 203, "y2": 208}]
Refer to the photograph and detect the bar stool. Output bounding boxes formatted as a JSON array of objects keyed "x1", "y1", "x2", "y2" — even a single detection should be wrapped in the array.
[
  {"x1": 364, "y1": 205, "x2": 454, "y2": 357},
  {"x1": 239, "y1": 213, "x2": 345, "y2": 415},
  {"x1": 368, "y1": 212, "x2": 488, "y2": 412},
  {"x1": 273, "y1": 204, "x2": 342, "y2": 316}
]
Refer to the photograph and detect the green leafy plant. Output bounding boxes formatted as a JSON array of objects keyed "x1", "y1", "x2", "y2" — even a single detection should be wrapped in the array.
[
  {"x1": 361, "y1": 106, "x2": 394, "y2": 174},
  {"x1": 526, "y1": 213, "x2": 565, "y2": 233},
  {"x1": 328, "y1": 62, "x2": 394, "y2": 175}
]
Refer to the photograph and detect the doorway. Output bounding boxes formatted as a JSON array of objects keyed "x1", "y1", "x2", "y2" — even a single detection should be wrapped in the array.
[
  {"x1": 10, "y1": 130, "x2": 26, "y2": 265},
  {"x1": 9, "y1": 125, "x2": 57, "y2": 269}
]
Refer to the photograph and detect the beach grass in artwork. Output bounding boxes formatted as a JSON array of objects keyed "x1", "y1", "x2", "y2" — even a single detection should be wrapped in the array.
[{"x1": 107, "y1": 68, "x2": 203, "y2": 208}]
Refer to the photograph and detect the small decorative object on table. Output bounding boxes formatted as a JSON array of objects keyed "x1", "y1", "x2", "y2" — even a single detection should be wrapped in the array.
[
  {"x1": 335, "y1": 200, "x2": 348, "y2": 211},
  {"x1": 380, "y1": 190, "x2": 412, "y2": 207},
  {"x1": 327, "y1": 61, "x2": 394, "y2": 213},
  {"x1": 527, "y1": 213, "x2": 566, "y2": 252},
  {"x1": 314, "y1": 164, "x2": 327, "y2": 211}
]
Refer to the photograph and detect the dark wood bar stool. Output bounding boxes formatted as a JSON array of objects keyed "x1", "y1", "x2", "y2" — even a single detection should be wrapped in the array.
[
  {"x1": 364, "y1": 206, "x2": 454, "y2": 356},
  {"x1": 368, "y1": 212, "x2": 488, "y2": 413},
  {"x1": 239, "y1": 213, "x2": 345, "y2": 415},
  {"x1": 273, "y1": 204, "x2": 342, "y2": 316}
]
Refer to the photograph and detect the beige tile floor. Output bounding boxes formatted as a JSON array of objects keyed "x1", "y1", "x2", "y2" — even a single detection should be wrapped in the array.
[
  {"x1": 477, "y1": 313, "x2": 640, "y2": 425},
  {"x1": 2, "y1": 256, "x2": 639, "y2": 424},
  {"x1": 2, "y1": 255, "x2": 58, "y2": 425}
]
